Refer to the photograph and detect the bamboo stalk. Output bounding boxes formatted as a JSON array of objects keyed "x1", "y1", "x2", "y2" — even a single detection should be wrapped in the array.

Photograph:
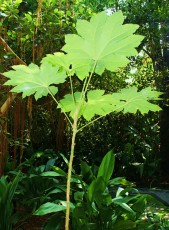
[
  {"x1": 0, "y1": 37, "x2": 26, "y2": 65},
  {"x1": 0, "y1": 93, "x2": 16, "y2": 115},
  {"x1": 0, "y1": 36, "x2": 26, "y2": 115}
]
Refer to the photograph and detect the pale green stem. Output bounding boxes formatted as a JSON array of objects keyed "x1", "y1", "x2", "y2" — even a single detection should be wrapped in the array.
[
  {"x1": 65, "y1": 110, "x2": 78, "y2": 230},
  {"x1": 77, "y1": 103, "x2": 128, "y2": 133},
  {"x1": 77, "y1": 113, "x2": 108, "y2": 133},
  {"x1": 69, "y1": 75, "x2": 75, "y2": 104},
  {"x1": 65, "y1": 63, "x2": 97, "y2": 229},
  {"x1": 80, "y1": 75, "x2": 89, "y2": 100},
  {"x1": 78, "y1": 61, "x2": 97, "y2": 105},
  {"x1": 48, "y1": 89, "x2": 73, "y2": 128},
  {"x1": 83, "y1": 61, "x2": 97, "y2": 96}
]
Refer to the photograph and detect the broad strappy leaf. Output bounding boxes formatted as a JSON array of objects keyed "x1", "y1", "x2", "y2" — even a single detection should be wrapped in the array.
[
  {"x1": 34, "y1": 202, "x2": 66, "y2": 215},
  {"x1": 97, "y1": 150, "x2": 115, "y2": 185},
  {"x1": 3, "y1": 62, "x2": 67, "y2": 100},
  {"x1": 62, "y1": 11, "x2": 144, "y2": 80}
]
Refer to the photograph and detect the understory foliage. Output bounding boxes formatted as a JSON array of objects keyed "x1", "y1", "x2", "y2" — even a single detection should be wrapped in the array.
[
  {"x1": 3, "y1": 10, "x2": 162, "y2": 229},
  {"x1": 34, "y1": 151, "x2": 165, "y2": 230}
]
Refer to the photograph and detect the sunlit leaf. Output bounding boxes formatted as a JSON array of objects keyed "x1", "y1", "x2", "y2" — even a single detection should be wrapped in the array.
[
  {"x1": 42, "y1": 52, "x2": 72, "y2": 75},
  {"x1": 4, "y1": 62, "x2": 67, "y2": 100},
  {"x1": 112, "y1": 86, "x2": 162, "y2": 114},
  {"x1": 82, "y1": 90, "x2": 114, "y2": 120},
  {"x1": 58, "y1": 87, "x2": 161, "y2": 121},
  {"x1": 62, "y1": 11, "x2": 144, "y2": 80}
]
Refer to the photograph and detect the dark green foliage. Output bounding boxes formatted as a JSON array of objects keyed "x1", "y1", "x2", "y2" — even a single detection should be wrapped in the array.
[
  {"x1": 0, "y1": 172, "x2": 21, "y2": 230},
  {"x1": 35, "y1": 151, "x2": 165, "y2": 230}
]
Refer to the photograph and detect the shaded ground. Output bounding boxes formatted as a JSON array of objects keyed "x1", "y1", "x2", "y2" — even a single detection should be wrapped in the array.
[
  {"x1": 15, "y1": 215, "x2": 49, "y2": 230},
  {"x1": 14, "y1": 207, "x2": 169, "y2": 230}
]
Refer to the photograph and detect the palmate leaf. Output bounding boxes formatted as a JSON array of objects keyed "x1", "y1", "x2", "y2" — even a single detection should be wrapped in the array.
[
  {"x1": 82, "y1": 87, "x2": 162, "y2": 120},
  {"x1": 112, "y1": 87, "x2": 162, "y2": 114},
  {"x1": 58, "y1": 90, "x2": 114, "y2": 120},
  {"x1": 62, "y1": 11, "x2": 144, "y2": 80},
  {"x1": 3, "y1": 62, "x2": 67, "y2": 100},
  {"x1": 58, "y1": 87, "x2": 162, "y2": 122}
]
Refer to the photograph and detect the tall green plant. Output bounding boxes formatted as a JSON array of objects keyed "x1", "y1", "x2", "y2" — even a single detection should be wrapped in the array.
[{"x1": 3, "y1": 11, "x2": 162, "y2": 229}]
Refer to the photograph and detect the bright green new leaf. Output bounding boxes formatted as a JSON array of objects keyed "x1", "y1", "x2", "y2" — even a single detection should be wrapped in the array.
[
  {"x1": 82, "y1": 87, "x2": 161, "y2": 120},
  {"x1": 111, "y1": 87, "x2": 162, "y2": 114},
  {"x1": 112, "y1": 197, "x2": 136, "y2": 215},
  {"x1": 3, "y1": 62, "x2": 67, "y2": 100},
  {"x1": 62, "y1": 11, "x2": 144, "y2": 80},
  {"x1": 40, "y1": 171, "x2": 64, "y2": 177},
  {"x1": 53, "y1": 166, "x2": 67, "y2": 177},
  {"x1": 58, "y1": 90, "x2": 114, "y2": 120}
]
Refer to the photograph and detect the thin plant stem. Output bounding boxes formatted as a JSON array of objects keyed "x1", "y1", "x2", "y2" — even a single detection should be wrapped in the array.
[
  {"x1": 65, "y1": 111, "x2": 78, "y2": 230},
  {"x1": 48, "y1": 89, "x2": 73, "y2": 127},
  {"x1": 77, "y1": 103, "x2": 128, "y2": 133},
  {"x1": 83, "y1": 61, "x2": 97, "y2": 96},
  {"x1": 79, "y1": 61, "x2": 97, "y2": 105},
  {"x1": 65, "y1": 63, "x2": 97, "y2": 229},
  {"x1": 77, "y1": 113, "x2": 108, "y2": 133},
  {"x1": 69, "y1": 75, "x2": 75, "y2": 104},
  {"x1": 80, "y1": 75, "x2": 89, "y2": 100}
]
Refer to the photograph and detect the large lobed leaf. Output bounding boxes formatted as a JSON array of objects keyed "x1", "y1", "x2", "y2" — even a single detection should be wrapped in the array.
[
  {"x1": 112, "y1": 87, "x2": 162, "y2": 114},
  {"x1": 58, "y1": 87, "x2": 162, "y2": 121},
  {"x1": 62, "y1": 11, "x2": 144, "y2": 80},
  {"x1": 3, "y1": 11, "x2": 144, "y2": 99},
  {"x1": 58, "y1": 90, "x2": 114, "y2": 121},
  {"x1": 3, "y1": 62, "x2": 67, "y2": 100}
]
